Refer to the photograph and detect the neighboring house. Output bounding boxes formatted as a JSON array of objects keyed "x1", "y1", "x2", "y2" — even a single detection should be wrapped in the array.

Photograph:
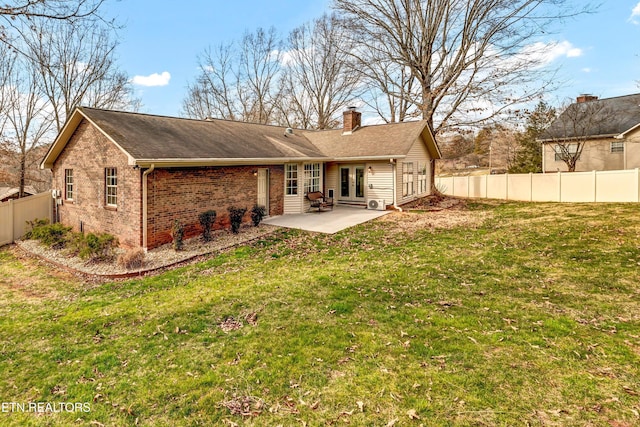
[
  {"x1": 40, "y1": 107, "x2": 440, "y2": 249},
  {"x1": 0, "y1": 186, "x2": 37, "y2": 203},
  {"x1": 540, "y1": 93, "x2": 640, "y2": 172}
]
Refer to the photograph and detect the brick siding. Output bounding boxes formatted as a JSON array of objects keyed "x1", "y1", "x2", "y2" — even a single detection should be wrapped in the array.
[
  {"x1": 52, "y1": 120, "x2": 142, "y2": 248},
  {"x1": 146, "y1": 165, "x2": 284, "y2": 249},
  {"x1": 51, "y1": 119, "x2": 286, "y2": 250}
]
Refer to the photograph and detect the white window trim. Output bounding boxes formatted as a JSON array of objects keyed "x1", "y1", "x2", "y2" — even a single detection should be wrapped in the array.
[
  {"x1": 402, "y1": 162, "x2": 414, "y2": 197},
  {"x1": 105, "y1": 167, "x2": 117, "y2": 207},
  {"x1": 65, "y1": 169, "x2": 73, "y2": 201},
  {"x1": 285, "y1": 164, "x2": 298, "y2": 196},
  {"x1": 611, "y1": 141, "x2": 624, "y2": 153},
  {"x1": 304, "y1": 163, "x2": 321, "y2": 194}
]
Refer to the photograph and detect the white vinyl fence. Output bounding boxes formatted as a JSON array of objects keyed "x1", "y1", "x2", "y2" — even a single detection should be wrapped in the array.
[
  {"x1": 436, "y1": 169, "x2": 640, "y2": 203},
  {"x1": 0, "y1": 192, "x2": 53, "y2": 246}
]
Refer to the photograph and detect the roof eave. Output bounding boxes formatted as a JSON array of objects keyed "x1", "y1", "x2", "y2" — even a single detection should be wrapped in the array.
[
  {"x1": 419, "y1": 123, "x2": 441, "y2": 159},
  {"x1": 40, "y1": 109, "x2": 85, "y2": 169},
  {"x1": 40, "y1": 107, "x2": 137, "y2": 169},
  {"x1": 617, "y1": 123, "x2": 640, "y2": 138},
  {"x1": 133, "y1": 157, "x2": 331, "y2": 168},
  {"x1": 538, "y1": 133, "x2": 619, "y2": 143},
  {"x1": 330, "y1": 155, "x2": 407, "y2": 162}
]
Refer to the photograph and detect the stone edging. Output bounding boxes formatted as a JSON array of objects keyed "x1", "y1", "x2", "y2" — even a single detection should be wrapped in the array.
[{"x1": 14, "y1": 229, "x2": 282, "y2": 280}]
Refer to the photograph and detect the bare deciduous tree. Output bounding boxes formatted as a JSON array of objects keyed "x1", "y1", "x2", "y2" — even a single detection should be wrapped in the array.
[
  {"x1": 0, "y1": 53, "x2": 54, "y2": 197},
  {"x1": 237, "y1": 27, "x2": 282, "y2": 124},
  {"x1": 20, "y1": 19, "x2": 138, "y2": 132},
  {"x1": 183, "y1": 27, "x2": 283, "y2": 125},
  {"x1": 278, "y1": 14, "x2": 360, "y2": 129},
  {"x1": 0, "y1": 0, "x2": 104, "y2": 20},
  {"x1": 0, "y1": 16, "x2": 136, "y2": 197},
  {"x1": 183, "y1": 43, "x2": 239, "y2": 121},
  {"x1": 334, "y1": 0, "x2": 595, "y2": 132},
  {"x1": 541, "y1": 98, "x2": 614, "y2": 172}
]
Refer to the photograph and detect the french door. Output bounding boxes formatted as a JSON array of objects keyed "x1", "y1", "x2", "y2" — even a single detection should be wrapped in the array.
[{"x1": 339, "y1": 165, "x2": 365, "y2": 202}]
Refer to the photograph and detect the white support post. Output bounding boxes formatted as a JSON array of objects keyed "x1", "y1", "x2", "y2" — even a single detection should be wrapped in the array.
[{"x1": 593, "y1": 170, "x2": 597, "y2": 202}]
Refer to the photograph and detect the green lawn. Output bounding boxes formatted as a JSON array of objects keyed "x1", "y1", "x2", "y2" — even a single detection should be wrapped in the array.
[{"x1": 1, "y1": 201, "x2": 639, "y2": 426}]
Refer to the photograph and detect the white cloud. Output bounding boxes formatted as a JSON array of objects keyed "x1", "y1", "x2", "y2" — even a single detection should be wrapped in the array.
[
  {"x1": 131, "y1": 71, "x2": 171, "y2": 87},
  {"x1": 509, "y1": 40, "x2": 582, "y2": 69},
  {"x1": 630, "y1": 2, "x2": 640, "y2": 24},
  {"x1": 582, "y1": 68, "x2": 592, "y2": 73}
]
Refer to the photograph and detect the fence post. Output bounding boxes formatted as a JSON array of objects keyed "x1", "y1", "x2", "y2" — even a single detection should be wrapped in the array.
[
  {"x1": 467, "y1": 175, "x2": 470, "y2": 198},
  {"x1": 529, "y1": 172, "x2": 533, "y2": 202},
  {"x1": 557, "y1": 171, "x2": 562, "y2": 202},
  {"x1": 505, "y1": 173, "x2": 509, "y2": 201},
  {"x1": 636, "y1": 168, "x2": 639, "y2": 202},
  {"x1": 9, "y1": 199, "x2": 15, "y2": 243}
]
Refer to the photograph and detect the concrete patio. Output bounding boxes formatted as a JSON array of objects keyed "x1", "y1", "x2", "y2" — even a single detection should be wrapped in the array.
[{"x1": 263, "y1": 205, "x2": 392, "y2": 234}]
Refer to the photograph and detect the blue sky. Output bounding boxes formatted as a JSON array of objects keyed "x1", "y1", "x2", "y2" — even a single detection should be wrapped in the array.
[{"x1": 106, "y1": 0, "x2": 640, "y2": 118}]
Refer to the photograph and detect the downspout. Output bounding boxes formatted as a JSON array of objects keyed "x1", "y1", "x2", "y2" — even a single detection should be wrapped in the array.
[
  {"x1": 391, "y1": 159, "x2": 402, "y2": 211},
  {"x1": 142, "y1": 164, "x2": 155, "y2": 251}
]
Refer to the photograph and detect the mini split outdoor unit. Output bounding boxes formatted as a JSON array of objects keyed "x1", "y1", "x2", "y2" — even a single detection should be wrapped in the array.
[{"x1": 367, "y1": 199, "x2": 385, "y2": 211}]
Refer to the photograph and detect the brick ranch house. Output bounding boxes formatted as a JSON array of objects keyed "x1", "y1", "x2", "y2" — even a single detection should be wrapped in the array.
[{"x1": 40, "y1": 107, "x2": 441, "y2": 250}]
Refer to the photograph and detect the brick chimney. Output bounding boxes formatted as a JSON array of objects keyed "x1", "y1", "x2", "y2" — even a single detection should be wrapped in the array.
[
  {"x1": 576, "y1": 94, "x2": 598, "y2": 103},
  {"x1": 343, "y1": 107, "x2": 361, "y2": 134}
]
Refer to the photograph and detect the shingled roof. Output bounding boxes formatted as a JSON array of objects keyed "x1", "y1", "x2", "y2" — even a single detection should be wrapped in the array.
[
  {"x1": 41, "y1": 107, "x2": 440, "y2": 169},
  {"x1": 303, "y1": 120, "x2": 440, "y2": 160},
  {"x1": 540, "y1": 93, "x2": 640, "y2": 141}
]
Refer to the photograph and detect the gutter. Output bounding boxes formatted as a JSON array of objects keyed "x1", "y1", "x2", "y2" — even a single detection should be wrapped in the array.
[
  {"x1": 142, "y1": 164, "x2": 155, "y2": 251},
  {"x1": 133, "y1": 157, "x2": 330, "y2": 168},
  {"x1": 132, "y1": 155, "x2": 407, "y2": 168},
  {"x1": 538, "y1": 133, "x2": 618, "y2": 143}
]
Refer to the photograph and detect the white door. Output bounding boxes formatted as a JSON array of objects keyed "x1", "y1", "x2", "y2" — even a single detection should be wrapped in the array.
[{"x1": 257, "y1": 168, "x2": 269, "y2": 213}]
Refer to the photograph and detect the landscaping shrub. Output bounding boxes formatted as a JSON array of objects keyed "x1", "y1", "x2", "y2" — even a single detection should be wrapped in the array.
[
  {"x1": 78, "y1": 233, "x2": 119, "y2": 261},
  {"x1": 171, "y1": 219, "x2": 185, "y2": 250},
  {"x1": 250, "y1": 205, "x2": 267, "y2": 227},
  {"x1": 117, "y1": 247, "x2": 146, "y2": 269},
  {"x1": 24, "y1": 218, "x2": 72, "y2": 249},
  {"x1": 198, "y1": 210, "x2": 217, "y2": 242},
  {"x1": 227, "y1": 206, "x2": 247, "y2": 234}
]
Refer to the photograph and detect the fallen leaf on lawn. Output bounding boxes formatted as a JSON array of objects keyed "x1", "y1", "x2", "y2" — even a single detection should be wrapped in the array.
[
  {"x1": 357, "y1": 401, "x2": 364, "y2": 412},
  {"x1": 407, "y1": 409, "x2": 420, "y2": 419},
  {"x1": 386, "y1": 418, "x2": 398, "y2": 427},
  {"x1": 245, "y1": 312, "x2": 258, "y2": 326}
]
